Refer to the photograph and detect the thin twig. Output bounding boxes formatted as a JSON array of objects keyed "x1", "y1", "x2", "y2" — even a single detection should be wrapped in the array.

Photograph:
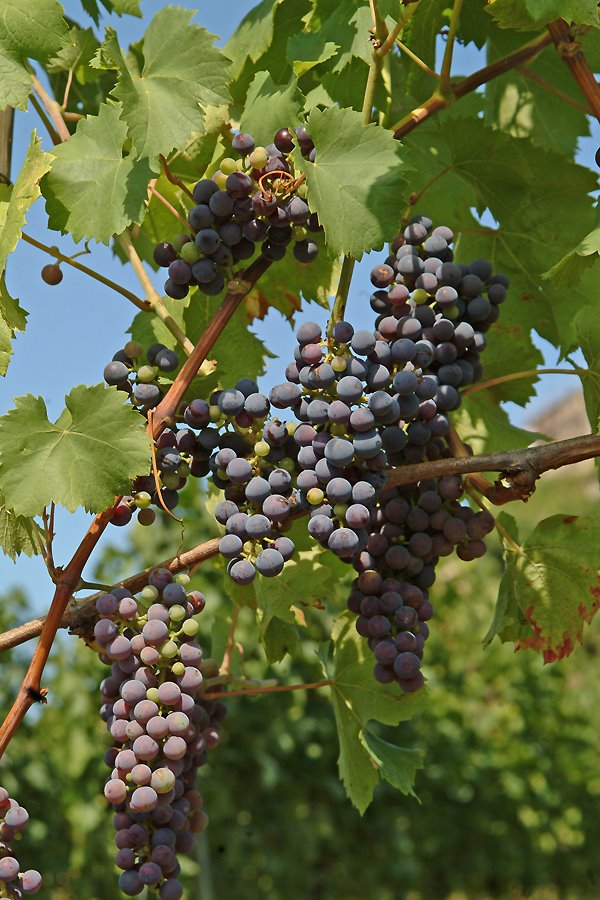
[
  {"x1": 203, "y1": 680, "x2": 332, "y2": 701},
  {"x1": 21, "y1": 232, "x2": 150, "y2": 312},
  {"x1": 148, "y1": 185, "x2": 194, "y2": 234},
  {"x1": 547, "y1": 19, "x2": 600, "y2": 120},
  {"x1": 462, "y1": 367, "x2": 589, "y2": 396},
  {"x1": 159, "y1": 154, "x2": 195, "y2": 201},
  {"x1": 395, "y1": 39, "x2": 439, "y2": 78},
  {"x1": 29, "y1": 93, "x2": 60, "y2": 145},
  {"x1": 517, "y1": 66, "x2": 593, "y2": 114},
  {"x1": 439, "y1": 0, "x2": 464, "y2": 95},
  {"x1": 31, "y1": 74, "x2": 70, "y2": 142}
]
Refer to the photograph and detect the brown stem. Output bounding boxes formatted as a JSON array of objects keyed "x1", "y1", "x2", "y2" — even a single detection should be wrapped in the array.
[
  {"x1": 392, "y1": 30, "x2": 553, "y2": 138},
  {"x1": 0, "y1": 107, "x2": 14, "y2": 185},
  {"x1": 204, "y1": 679, "x2": 332, "y2": 701},
  {"x1": 31, "y1": 75, "x2": 70, "y2": 142},
  {"x1": 159, "y1": 155, "x2": 195, "y2": 202},
  {"x1": 547, "y1": 19, "x2": 600, "y2": 120},
  {"x1": 148, "y1": 185, "x2": 194, "y2": 234},
  {"x1": 149, "y1": 255, "x2": 272, "y2": 435},
  {"x1": 29, "y1": 93, "x2": 61, "y2": 145},
  {"x1": 462, "y1": 367, "x2": 589, "y2": 396},
  {"x1": 21, "y1": 232, "x2": 150, "y2": 312}
]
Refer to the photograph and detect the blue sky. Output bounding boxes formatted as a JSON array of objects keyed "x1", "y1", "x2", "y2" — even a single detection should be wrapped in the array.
[{"x1": 0, "y1": 0, "x2": 598, "y2": 611}]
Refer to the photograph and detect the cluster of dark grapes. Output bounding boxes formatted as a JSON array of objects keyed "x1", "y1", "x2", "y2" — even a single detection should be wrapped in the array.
[
  {"x1": 96, "y1": 570, "x2": 225, "y2": 899},
  {"x1": 153, "y1": 127, "x2": 321, "y2": 300},
  {"x1": 371, "y1": 214, "x2": 508, "y2": 333},
  {"x1": 348, "y1": 478, "x2": 495, "y2": 688},
  {"x1": 0, "y1": 788, "x2": 42, "y2": 896},
  {"x1": 103, "y1": 340, "x2": 179, "y2": 413}
]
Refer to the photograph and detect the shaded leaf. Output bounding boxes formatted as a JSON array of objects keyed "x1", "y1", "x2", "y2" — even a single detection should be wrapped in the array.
[
  {"x1": 0, "y1": 488, "x2": 41, "y2": 561},
  {"x1": 240, "y1": 72, "x2": 304, "y2": 146},
  {"x1": 361, "y1": 728, "x2": 424, "y2": 798},
  {"x1": 486, "y1": 0, "x2": 599, "y2": 30},
  {"x1": 543, "y1": 226, "x2": 600, "y2": 288},
  {"x1": 0, "y1": 276, "x2": 28, "y2": 377}
]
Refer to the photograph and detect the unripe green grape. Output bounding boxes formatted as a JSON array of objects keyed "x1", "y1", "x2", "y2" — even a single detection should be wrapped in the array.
[
  {"x1": 180, "y1": 242, "x2": 202, "y2": 264},
  {"x1": 334, "y1": 503, "x2": 347, "y2": 519},
  {"x1": 135, "y1": 492, "x2": 152, "y2": 509},
  {"x1": 209, "y1": 405, "x2": 221, "y2": 423},
  {"x1": 412, "y1": 288, "x2": 429, "y2": 305},
  {"x1": 220, "y1": 157, "x2": 237, "y2": 175},
  {"x1": 213, "y1": 170, "x2": 227, "y2": 190},
  {"x1": 177, "y1": 461, "x2": 191, "y2": 477},
  {"x1": 217, "y1": 468, "x2": 227, "y2": 480},
  {"x1": 175, "y1": 573, "x2": 190, "y2": 586},
  {"x1": 169, "y1": 605, "x2": 186, "y2": 622},
  {"x1": 146, "y1": 687, "x2": 160, "y2": 702},
  {"x1": 445, "y1": 304, "x2": 459, "y2": 319},
  {"x1": 161, "y1": 640, "x2": 179, "y2": 658},
  {"x1": 124, "y1": 340, "x2": 143, "y2": 359},
  {"x1": 142, "y1": 585, "x2": 159, "y2": 602},
  {"x1": 182, "y1": 619, "x2": 199, "y2": 636},
  {"x1": 307, "y1": 487, "x2": 324, "y2": 505},
  {"x1": 248, "y1": 147, "x2": 268, "y2": 168},
  {"x1": 332, "y1": 356, "x2": 347, "y2": 372},
  {"x1": 254, "y1": 440, "x2": 270, "y2": 457},
  {"x1": 137, "y1": 365, "x2": 157, "y2": 383},
  {"x1": 279, "y1": 458, "x2": 296, "y2": 474},
  {"x1": 171, "y1": 234, "x2": 192, "y2": 253},
  {"x1": 161, "y1": 473, "x2": 180, "y2": 489},
  {"x1": 171, "y1": 661, "x2": 185, "y2": 676},
  {"x1": 296, "y1": 182, "x2": 308, "y2": 198}
]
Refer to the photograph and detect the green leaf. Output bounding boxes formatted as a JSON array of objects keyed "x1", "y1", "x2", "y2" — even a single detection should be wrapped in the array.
[
  {"x1": 96, "y1": 8, "x2": 230, "y2": 165},
  {"x1": 486, "y1": 0, "x2": 599, "y2": 30},
  {"x1": 294, "y1": 107, "x2": 408, "y2": 259},
  {"x1": 492, "y1": 515, "x2": 600, "y2": 662},
  {"x1": 321, "y1": 618, "x2": 425, "y2": 812},
  {"x1": 361, "y1": 728, "x2": 425, "y2": 798},
  {"x1": 223, "y1": 0, "x2": 276, "y2": 82},
  {"x1": 454, "y1": 393, "x2": 545, "y2": 455},
  {"x1": 0, "y1": 384, "x2": 151, "y2": 516},
  {"x1": 79, "y1": 0, "x2": 141, "y2": 26},
  {"x1": 240, "y1": 72, "x2": 304, "y2": 146},
  {"x1": 245, "y1": 230, "x2": 339, "y2": 321},
  {"x1": 472, "y1": 322, "x2": 543, "y2": 407},
  {"x1": 0, "y1": 132, "x2": 53, "y2": 276},
  {"x1": 543, "y1": 226, "x2": 600, "y2": 288},
  {"x1": 0, "y1": 0, "x2": 69, "y2": 110},
  {"x1": 262, "y1": 617, "x2": 302, "y2": 664},
  {"x1": 0, "y1": 488, "x2": 41, "y2": 561},
  {"x1": 573, "y1": 306, "x2": 600, "y2": 440},
  {"x1": 41, "y1": 103, "x2": 153, "y2": 244},
  {"x1": 47, "y1": 26, "x2": 100, "y2": 84},
  {"x1": 183, "y1": 295, "x2": 273, "y2": 388},
  {"x1": 0, "y1": 276, "x2": 27, "y2": 377},
  {"x1": 286, "y1": 32, "x2": 339, "y2": 77}
]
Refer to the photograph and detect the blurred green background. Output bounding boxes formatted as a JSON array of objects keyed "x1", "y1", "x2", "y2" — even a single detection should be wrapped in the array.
[{"x1": 2, "y1": 452, "x2": 599, "y2": 900}]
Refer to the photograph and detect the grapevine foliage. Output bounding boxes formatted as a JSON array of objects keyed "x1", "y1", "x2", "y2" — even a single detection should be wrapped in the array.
[{"x1": 0, "y1": 0, "x2": 600, "y2": 895}]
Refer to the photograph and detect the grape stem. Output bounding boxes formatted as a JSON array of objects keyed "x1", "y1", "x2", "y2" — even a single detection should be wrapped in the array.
[
  {"x1": 202, "y1": 680, "x2": 332, "y2": 700},
  {"x1": 159, "y1": 154, "x2": 195, "y2": 202},
  {"x1": 391, "y1": 29, "x2": 554, "y2": 137},
  {"x1": 41, "y1": 503, "x2": 57, "y2": 581},
  {"x1": 327, "y1": 256, "x2": 356, "y2": 338},
  {"x1": 147, "y1": 184, "x2": 195, "y2": 234},
  {"x1": 439, "y1": 0, "x2": 464, "y2": 97},
  {"x1": 516, "y1": 66, "x2": 594, "y2": 114},
  {"x1": 394, "y1": 39, "x2": 439, "y2": 79},
  {"x1": 29, "y1": 93, "x2": 61, "y2": 145},
  {"x1": 30, "y1": 74, "x2": 70, "y2": 142},
  {"x1": 21, "y1": 231, "x2": 151, "y2": 312},
  {"x1": 547, "y1": 20, "x2": 600, "y2": 119},
  {"x1": 4, "y1": 431, "x2": 600, "y2": 657}
]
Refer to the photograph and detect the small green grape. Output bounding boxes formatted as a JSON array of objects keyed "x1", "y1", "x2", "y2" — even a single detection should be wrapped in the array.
[
  {"x1": 182, "y1": 619, "x2": 199, "y2": 636},
  {"x1": 307, "y1": 487, "x2": 324, "y2": 506},
  {"x1": 412, "y1": 288, "x2": 429, "y2": 305},
  {"x1": 134, "y1": 491, "x2": 152, "y2": 509},
  {"x1": 331, "y1": 356, "x2": 347, "y2": 372},
  {"x1": 171, "y1": 234, "x2": 192, "y2": 253},
  {"x1": 254, "y1": 440, "x2": 270, "y2": 457},
  {"x1": 171, "y1": 661, "x2": 185, "y2": 676},
  {"x1": 334, "y1": 503, "x2": 347, "y2": 519},
  {"x1": 161, "y1": 640, "x2": 179, "y2": 658},
  {"x1": 137, "y1": 365, "x2": 157, "y2": 384},
  {"x1": 248, "y1": 147, "x2": 268, "y2": 168},
  {"x1": 161, "y1": 473, "x2": 180, "y2": 490},
  {"x1": 213, "y1": 170, "x2": 227, "y2": 190},
  {"x1": 175, "y1": 573, "x2": 190, "y2": 586},
  {"x1": 177, "y1": 461, "x2": 190, "y2": 478},
  {"x1": 180, "y1": 242, "x2": 202, "y2": 264},
  {"x1": 220, "y1": 157, "x2": 237, "y2": 175},
  {"x1": 146, "y1": 687, "x2": 160, "y2": 702},
  {"x1": 170, "y1": 605, "x2": 187, "y2": 622},
  {"x1": 209, "y1": 405, "x2": 221, "y2": 423},
  {"x1": 141, "y1": 585, "x2": 159, "y2": 602}
]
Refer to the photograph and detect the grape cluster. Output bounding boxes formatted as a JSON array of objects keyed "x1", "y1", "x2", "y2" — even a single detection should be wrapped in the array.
[
  {"x1": 97, "y1": 570, "x2": 225, "y2": 899},
  {"x1": 370, "y1": 214, "x2": 508, "y2": 333},
  {"x1": 153, "y1": 127, "x2": 321, "y2": 301},
  {"x1": 0, "y1": 788, "x2": 42, "y2": 897},
  {"x1": 103, "y1": 340, "x2": 179, "y2": 412}
]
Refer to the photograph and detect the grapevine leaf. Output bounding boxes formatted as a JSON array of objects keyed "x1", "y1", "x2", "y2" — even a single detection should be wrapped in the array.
[
  {"x1": 254, "y1": 554, "x2": 337, "y2": 634},
  {"x1": 128, "y1": 295, "x2": 188, "y2": 353},
  {"x1": 78, "y1": 0, "x2": 141, "y2": 25},
  {"x1": 321, "y1": 618, "x2": 425, "y2": 812},
  {"x1": 286, "y1": 32, "x2": 339, "y2": 77},
  {"x1": 95, "y1": 9, "x2": 230, "y2": 165},
  {"x1": 0, "y1": 489, "x2": 42, "y2": 561},
  {"x1": 454, "y1": 393, "x2": 545, "y2": 455},
  {"x1": 360, "y1": 729, "x2": 425, "y2": 798},
  {"x1": 114, "y1": 175, "x2": 188, "y2": 271},
  {"x1": 403, "y1": 0, "x2": 447, "y2": 99},
  {"x1": 0, "y1": 132, "x2": 53, "y2": 277},
  {"x1": 47, "y1": 26, "x2": 100, "y2": 83},
  {"x1": 245, "y1": 231, "x2": 339, "y2": 322},
  {"x1": 0, "y1": 384, "x2": 151, "y2": 516},
  {"x1": 491, "y1": 515, "x2": 600, "y2": 662},
  {"x1": 41, "y1": 103, "x2": 153, "y2": 245},
  {"x1": 486, "y1": 0, "x2": 599, "y2": 30},
  {"x1": 262, "y1": 617, "x2": 302, "y2": 664},
  {"x1": 0, "y1": 0, "x2": 69, "y2": 110},
  {"x1": 223, "y1": 0, "x2": 276, "y2": 82},
  {"x1": 573, "y1": 306, "x2": 600, "y2": 445},
  {"x1": 240, "y1": 72, "x2": 304, "y2": 146},
  {"x1": 543, "y1": 226, "x2": 600, "y2": 288},
  {"x1": 294, "y1": 107, "x2": 408, "y2": 259},
  {"x1": 471, "y1": 322, "x2": 543, "y2": 407},
  {"x1": 0, "y1": 276, "x2": 28, "y2": 377},
  {"x1": 183, "y1": 295, "x2": 273, "y2": 388}
]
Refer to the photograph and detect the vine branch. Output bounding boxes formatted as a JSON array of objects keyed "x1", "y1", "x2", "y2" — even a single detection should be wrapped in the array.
[{"x1": 547, "y1": 19, "x2": 600, "y2": 120}]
